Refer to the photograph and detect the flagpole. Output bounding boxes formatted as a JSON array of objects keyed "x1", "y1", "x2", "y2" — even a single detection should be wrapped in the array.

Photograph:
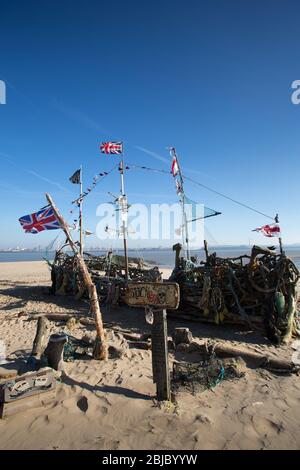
[
  {"x1": 120, "y1": 149, "x2": 129, "y2": 280},
  {"x1": 171, "y1": 147, "x2": 190, "y2": 260},
  {"x1": 275, "y1": 213, "x2": 284, "y2": 255},
  {"x1": 79, "y1": 164, "x2": 83, "y2": 256}
]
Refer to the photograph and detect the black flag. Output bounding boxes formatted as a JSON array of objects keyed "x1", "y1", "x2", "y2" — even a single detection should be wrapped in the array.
[{"x1": 69, "y1": 169, "x2": 81, "y2": 184}]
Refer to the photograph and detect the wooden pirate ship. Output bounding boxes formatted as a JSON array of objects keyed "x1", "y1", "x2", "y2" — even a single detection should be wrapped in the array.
[{"x1": 47, "y1": 144, "x2": 299, "y2": 344}]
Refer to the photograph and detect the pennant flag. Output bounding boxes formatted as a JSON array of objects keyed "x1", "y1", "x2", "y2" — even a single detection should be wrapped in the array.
[
  {"x1": 100, "y1": 141, "x2": 123, "y2": 154},
  {"x1": 69, "y1": 169, "x2": 81, "y2": 184},
  {"x1": 171, "y1": 156, "x2": 179, "y2": 177},
  {"x1": 19, "y1": 206, "x2": 60, "y2": 234},
  {"x1": 252, "y1": 223, "x2": 281, "y2": 238},
  {"x1": 175, "y1": 179, "x2": 182, "y2": 195}
]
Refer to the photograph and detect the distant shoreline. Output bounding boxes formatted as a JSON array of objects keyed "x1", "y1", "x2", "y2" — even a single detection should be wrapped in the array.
[
  {"x1": 1, "y1": 244, "x2": 300, "y2": 254},
  {"x1": 0, "y1": 247, "x2": 299, "y2": 270}
]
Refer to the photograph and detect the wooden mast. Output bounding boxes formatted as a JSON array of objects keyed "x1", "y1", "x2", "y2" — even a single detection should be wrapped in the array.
[
  {"x1": 170, "y1": 147, "x2": 190, "y2": 260},
  {"x1": 119, "y1": 150, "x2": 129, "y2": 280},
  {"x1": 46, "y1": 193, "x2": 107, "y2": 360},
  {"x1": 275, "y1": 213, "x2": 284, "y2": 255},
  {"x1": 79, "y1": 165, "x2": 83, "y2": 256}
]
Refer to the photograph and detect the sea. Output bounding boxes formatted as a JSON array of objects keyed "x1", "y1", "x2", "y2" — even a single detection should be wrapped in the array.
[{"x1": 1, "y1": 247, "x2": 300, "y2": 270}]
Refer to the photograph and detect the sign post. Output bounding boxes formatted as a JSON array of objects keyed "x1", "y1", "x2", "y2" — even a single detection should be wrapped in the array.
[
  {"x1": 124, "y1": 281, "x2": 179, "y2": 402},
  {"x1": 152, "y1": 308, "x2": 170, "y2": 401}
]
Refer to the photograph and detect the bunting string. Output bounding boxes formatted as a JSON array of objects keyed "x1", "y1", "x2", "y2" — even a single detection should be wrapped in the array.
[{"x1": 71, "y1": 164, "x2": 119, "y2": 206}]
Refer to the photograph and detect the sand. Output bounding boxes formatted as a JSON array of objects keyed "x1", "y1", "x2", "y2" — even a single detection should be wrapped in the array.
[{"x1": 0, "y1": 261, "x2": 299, "y2": 450}]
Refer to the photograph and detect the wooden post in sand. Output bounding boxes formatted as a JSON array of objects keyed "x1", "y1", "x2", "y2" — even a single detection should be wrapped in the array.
[
  {"x1": 151, "y1": 309, "x2": 170, "y2": 401},
  {"x1": 46, "y1": 193, "x2": 107, "y2": 360},
  {"x1": 173, "y1": 243, "x2": 182, "y2": 269},
  {"x1": 31, "y1": 317, "x2": 48, "y2": 360}
]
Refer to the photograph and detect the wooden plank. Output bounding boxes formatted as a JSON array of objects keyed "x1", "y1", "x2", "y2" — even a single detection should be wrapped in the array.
[
  {"x1": 151, "y1": 309, "x2": 170, "y2": 401},
  {"x1": 0, "y1": 368, "x2": 56, "y2": 403},
  {"x1": 125, "y1": 282, "x2": 180, "y2": 309},
  {"x1": 0, "y1": 389, "x2": 56, "y2": 419}
]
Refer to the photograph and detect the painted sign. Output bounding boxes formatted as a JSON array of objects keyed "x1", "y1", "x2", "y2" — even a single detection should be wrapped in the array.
[{"x1": 125, "y1": 282, "x2": 180, "y2": 309}]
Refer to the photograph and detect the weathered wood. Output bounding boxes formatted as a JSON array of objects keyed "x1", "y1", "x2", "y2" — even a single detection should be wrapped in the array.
[
  {"x1": 128, "y1": 340, "x2": 151, "y2": 350},
  {"x1": 31, "y1": 317, "x2": 48, "y2": 360},
  {"x1": 151, "y1": 309, "x2": 170, "y2": 401},
  {"x1": 46, "y1": 193, "x2": 107, "y2": 360},
  {"x1": 0, "y1": 389, "x2": 56, "y2": 419},
  {"x1": 125, "y1": 282, "x2": 180, "y2": 309},
  {"x1": 191, "y1": 341, "x2": 297, "y2": 373},
  {"x1": 173, "y1": 243, "x2": 182, "y2": 268},
  {"x1": 0, "y1": 368, "x2": 56, "y2": 403},
  {"x1": 45, "y1": 334, "x2": 67, "y2": 371},
  {"x1": 174, "y1": 327, "x2": 193, "y2": 345},
  {"x1": 204, "y1": 240, "x2": 209, "y2": 262},
  {"x1": 28, "y1": 314, "x2": 101, "y2": 329}
]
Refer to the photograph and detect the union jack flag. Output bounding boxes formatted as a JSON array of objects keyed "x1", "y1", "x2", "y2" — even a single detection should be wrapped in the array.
[
  {"x1": 19, "y1": 206, "x2": 60, "y2": 234},
  {"x1": 100, "y1": 141, "x2": 123, "y2": 155}
]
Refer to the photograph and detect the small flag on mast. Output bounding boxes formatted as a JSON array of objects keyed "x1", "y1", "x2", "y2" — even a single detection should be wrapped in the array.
[
  {"x1": 171, "y1": 156, "x2": 179, "y2": 177},
  {"x1": 69, "y1": 169, "x2": 81, "y2": 184},
  {"x1": 252, "y1": 223, "x2": 281, "y2": 238},
  {"x1": 100, "y1": 141, "x2": 123, "y2": 155},
  {"x1": 175, "y1": 179, "x2": 182, "y2": 195}
]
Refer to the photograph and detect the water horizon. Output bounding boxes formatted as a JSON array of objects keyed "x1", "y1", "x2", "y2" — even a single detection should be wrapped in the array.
[{"x1": 1, "y1": 247, "x2": 300, "y2": 270}]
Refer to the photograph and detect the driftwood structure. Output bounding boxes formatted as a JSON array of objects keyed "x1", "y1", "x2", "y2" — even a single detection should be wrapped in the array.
[
  {"x1": 49, "y1": 231, "x2": 299, "y2": 345},
  {"x1": 169, "y1": 243, "x2": 300, "y2": 344},
  {"x1": 49, "y1": 249, "x2": 163, "y2": 305}
]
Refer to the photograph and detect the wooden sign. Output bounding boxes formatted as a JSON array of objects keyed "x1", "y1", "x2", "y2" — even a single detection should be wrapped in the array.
[
  {"x1": 0, "y1": 368, "x2": 56, "y2": 404},
  {"x1": 125, "y1": 282, "x2": 180, "y2": 309}
]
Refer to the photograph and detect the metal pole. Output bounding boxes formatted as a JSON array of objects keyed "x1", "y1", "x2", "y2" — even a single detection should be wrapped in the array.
[
  {"x1": 171, "y1": 147, "x2": 190, "y2": 260},
  {"x1": 79, "y1": 165, "x2": 83, "y2": 256},
  {"x1": 120, "y1": 152, "x2": 129, "y2": 280}
]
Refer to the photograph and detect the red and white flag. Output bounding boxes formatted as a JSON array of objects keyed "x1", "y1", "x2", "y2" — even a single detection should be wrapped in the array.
[
  {"x1": 100, "y1": 141, "x2": 123, "y2": 155},
  {"x1": 252, "y1": 223, "x2": 281, "y2": 238},
  {"x1": 175, "y1": 179, "x2": 182, "y2": 195},
  {"x1": 171, "y1": 156, "x2": 179, "y2": 177}
]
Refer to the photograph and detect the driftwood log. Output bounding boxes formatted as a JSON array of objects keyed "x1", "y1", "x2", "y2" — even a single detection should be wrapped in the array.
[
  {"x1": 31, "y1": 317, "x2": 48, "y2": 360},
  {"x1": 191, "y1": 341, "x2": 298, "y2": 373},
  {"x1": 46, "y1": 193, "x2": 107, "y2": 360}
]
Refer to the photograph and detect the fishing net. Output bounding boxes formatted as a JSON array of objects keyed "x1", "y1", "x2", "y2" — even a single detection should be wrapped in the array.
[
  {"x1": 62, "y1": 333, "x2": 91, "y2": 362},
  {"x1": 172, "y1": 356, "x2": 245, "y2": 395}
]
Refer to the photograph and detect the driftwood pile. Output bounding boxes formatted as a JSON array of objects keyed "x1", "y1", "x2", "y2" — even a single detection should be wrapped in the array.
[
  {"x1": 169, "y1": 244, "x2": 300, "y2": 344},
  {"x1": 49, "y1": 250, "x2": 162, "y2": 303}
]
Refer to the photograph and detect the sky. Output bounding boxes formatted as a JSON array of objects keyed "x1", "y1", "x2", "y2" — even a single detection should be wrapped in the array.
[{"x1": 0, "y1": 0, "x2": 300, "y2": 250}]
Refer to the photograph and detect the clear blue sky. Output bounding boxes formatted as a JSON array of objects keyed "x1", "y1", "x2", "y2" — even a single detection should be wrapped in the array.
[{"x1": 0, "y1": 0, "x2": 299, "y2": 250}]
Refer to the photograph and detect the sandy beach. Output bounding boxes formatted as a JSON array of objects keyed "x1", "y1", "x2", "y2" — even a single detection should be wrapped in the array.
[{"x1": 0, "y1": 260, "x2": 299, "y2": 450}]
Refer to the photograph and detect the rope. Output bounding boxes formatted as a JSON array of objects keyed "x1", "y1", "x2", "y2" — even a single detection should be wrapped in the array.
[{"x1": 126, "y1": 163, "x2": 274, "y2": 221}]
